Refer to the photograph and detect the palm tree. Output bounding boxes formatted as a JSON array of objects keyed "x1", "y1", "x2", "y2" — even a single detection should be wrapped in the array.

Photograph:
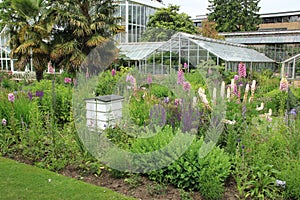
[
  {"x1": 0, "y1": 0, "x2": 53, "y2": 81},
  {"x1": 49, "y1": 0, "x2": 124, "y2": 75}
]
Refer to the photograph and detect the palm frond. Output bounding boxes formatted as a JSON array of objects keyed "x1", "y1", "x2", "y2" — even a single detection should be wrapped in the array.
[
  {"x1": 86, "y1": 35, "x2": 107, "y2": 47},
  {"x1": 14, "y1": 40, "x2": 35, "y2": 54},
  {"x1": 51, "y1": 41, "x2": 77, "y2": 60}
]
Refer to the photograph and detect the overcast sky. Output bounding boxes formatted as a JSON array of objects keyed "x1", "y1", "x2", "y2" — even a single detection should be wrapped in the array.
[{"x1": 162, "y1": 0, "x2": 300, "y2": 18}]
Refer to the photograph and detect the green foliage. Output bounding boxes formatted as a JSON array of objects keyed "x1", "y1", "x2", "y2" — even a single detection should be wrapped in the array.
[
  {"x1": 0, "y1": 90, "x2": 35, "y2": 125},
  {"x1": 184, "y1": 69, "x2": 206, "y2": 91},
  {"x1": 289, "y1": 87, "x2": 300, "y2": 109},
  {"x1": 261, "y1": 89, "x2": 282, "y2": 115},
  {"x1": 127, "y1": 89, "x2": 160, "y2": 126},
  {"x1": 146, "y1": 182, "x2": 168, "y2": 196},
  {"x1": 236, "y1": 164, "x2": 280, "y2": 200},
  {"x1": 95, "y1": 67, "x2": 130, "y2": 96},
  {"x1": 208, "y1": 0, "x2": 261, "y2": 32},
  {"x1": 141, "y1": 5, "x2": 198, "y2": 42},
  {"x1": 22, "y1": 79, "x2": 72, "y2": 124},
  {"x1": 130, "y1": 127, "x2": 231, "y2": 199},
  {"x1": 149, "y1": 83, "x2": 173, "y2": 98},
  {"x1": 95, "y1": 70, "x2": 121, "y2": 96},
  {"x1": 124, "y1": 174, "x2": 142, "y2": 189},
  {"x1": 103, "y1": 126, "x2": 133, "y2": 149},
  {"x1": 281, "y1": 161, "x2": 300, "y2": 199},
  {"x1": 163, "y1": 140, "x2": 231, "y2": 199},
  {"x1": 179, "y1": 189, "x2": 193, "y2": 200}
]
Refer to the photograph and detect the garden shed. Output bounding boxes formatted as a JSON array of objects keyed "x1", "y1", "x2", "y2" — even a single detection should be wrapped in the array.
[{"x1": 118, "y1": 32, "x2": 275, "y2": 74}]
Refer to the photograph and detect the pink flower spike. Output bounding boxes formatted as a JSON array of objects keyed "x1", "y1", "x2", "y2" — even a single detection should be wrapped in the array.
[
  {"x1": 8, "y1": 93, "x2": 15, "y2": 102},
  {"x1": 238, "y1": 62, "x2": 247, "y2": 78},
  {"x1": 177, "y1": 69, "x2": 184, "y2": 85},
  {"x1": 147, "y1": 75, "x2": 153, "y2": 84},
  {"x1": 48, "y1": 62, "x2": 54, "y2": 74},
  {"x1": 64, "y1": 77, "x2": 72, "y2": 84},
  {"x1": 183, "y1": 81, "x2": 191, "y2": 91},
  {"x1": 126, "y1": 75, "x2": 135, "y2": 86},
  {"x1": 111, "y1": 69, "x2": 116, "y2": 76},
  {"x1": 183, "y1": 62, "x2": 188, "y2": 69},
  {"x1": 234, "y1": 75, "x2": 239, "y2": 81}
]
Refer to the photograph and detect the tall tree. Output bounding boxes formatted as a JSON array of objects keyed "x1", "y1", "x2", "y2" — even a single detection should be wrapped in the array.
[
  {"x1": 49, "y1": 0, "x2": 124, "y2": 74},
  {"x1": 0, "y1": 0, "x2": 53, "y2": 81},
  {"x1": 141, "y1": 5, "x2": 199, "y2": 42},
  {"x1": 0, "y1": 0, "x2": 124, "y2": 80},
  {"x1": 207, "y1": 0, "x2": 261, "y2": 32}
]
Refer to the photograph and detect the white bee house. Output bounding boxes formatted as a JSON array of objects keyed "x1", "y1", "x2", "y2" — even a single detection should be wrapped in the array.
[{"x1": 85, "y1": 94, "x2": 124, "y2": 130}]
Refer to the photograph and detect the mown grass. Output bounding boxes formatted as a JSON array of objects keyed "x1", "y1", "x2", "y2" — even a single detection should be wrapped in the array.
[{"x1": 0, "y1": 157, "x2": 135, "y2": 200}]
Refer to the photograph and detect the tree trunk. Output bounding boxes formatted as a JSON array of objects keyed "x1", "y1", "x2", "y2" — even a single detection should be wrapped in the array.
[{"x1": 36, "y1": 69, "x2": 44, "y2": 82}]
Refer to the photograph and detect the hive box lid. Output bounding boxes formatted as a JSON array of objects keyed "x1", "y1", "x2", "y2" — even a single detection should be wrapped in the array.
[{"x1": 84, "y1": 94, "x2": 124, "y2": 102}]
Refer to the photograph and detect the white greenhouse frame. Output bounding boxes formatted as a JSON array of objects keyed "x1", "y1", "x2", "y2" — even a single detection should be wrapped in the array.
[{"x1": 118, "y1": 32, "x2": 276, "y2": 74}]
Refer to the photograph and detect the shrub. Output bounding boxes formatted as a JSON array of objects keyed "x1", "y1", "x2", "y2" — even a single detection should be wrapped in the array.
[{"x1": 130, "y1": 127, "x2": 231, "y2": 199}]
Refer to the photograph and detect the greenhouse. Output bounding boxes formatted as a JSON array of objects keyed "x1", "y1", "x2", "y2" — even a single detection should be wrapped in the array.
[
  {"x1": 118, "y1": 32, "x2": 275, "y2": 74},
  {"x1": 281, "y1": 53, "x2": 300, "y2": 80}
]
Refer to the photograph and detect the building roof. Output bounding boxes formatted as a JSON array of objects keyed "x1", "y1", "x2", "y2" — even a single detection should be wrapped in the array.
[
  {"x1": 225, "y1": 35, "x2": 300, "y2": 44},
  {"x1": 118, "y1": 42, "x2": 165, "y2": 60},
  {"x1": 192, "y1": 10, "x2": 300, "y2": 22},
  {"x1": 260, "y1": 10, "x2": 300, "y2": 18},
  {"x1": 177, "y1": 33, "x2": 274, "y2": 62},
  {"x1": 221, "y1": 30, "x2": 300, "y2": 44},
  {"x1": 118, "y1": 32, "x2": 274, "y2": 63},
  {"x1": 127, "y1": 0, "x2": 165, "y2": 9}
]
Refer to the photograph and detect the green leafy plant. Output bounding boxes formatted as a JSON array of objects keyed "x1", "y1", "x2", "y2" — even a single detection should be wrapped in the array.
[
  {"x1": 146, "y1": 182, "x2": 168, "y2": 196},
  {"x1": 124, "y1": 174, "x2": 142, "y2": 189},
  {"x1": 237, "y1": 164, "x2": 280, "y2": 200}
]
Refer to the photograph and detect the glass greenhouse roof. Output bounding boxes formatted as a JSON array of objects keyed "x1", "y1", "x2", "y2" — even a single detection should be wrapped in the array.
[
  {"x1": 118, "y1": 42, "x2": 165, "y2": 60},
  {"x1": 225, "y1": 35, "x2": 300, "y2": 44},
  {"x1": 118, "y1": 32, "x2": 274, "y2": 63}
]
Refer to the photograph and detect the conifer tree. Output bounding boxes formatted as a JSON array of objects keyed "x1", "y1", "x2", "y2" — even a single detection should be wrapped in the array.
[{"x1": 207, "y1": 0, "x2": 261, "y2": 32}]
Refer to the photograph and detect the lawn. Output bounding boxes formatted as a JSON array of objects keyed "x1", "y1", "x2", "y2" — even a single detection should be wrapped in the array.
[{"x1": 0, "y1": 157, "x2": 135, "y2": 200}]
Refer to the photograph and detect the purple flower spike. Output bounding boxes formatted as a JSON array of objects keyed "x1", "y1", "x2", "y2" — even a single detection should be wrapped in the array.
[
  {"x1": 36, "y1": 91, "x2": 44, "y2": 98},
  {"x1": 164, "y1": 97, "x2": 170, "y2": 104},
  {"x1": 28, "y1": 92, "x2": 33, "y2": 101},
  {"x1": 290, "y1": 108, "x2": 297, "y2": 116}
]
